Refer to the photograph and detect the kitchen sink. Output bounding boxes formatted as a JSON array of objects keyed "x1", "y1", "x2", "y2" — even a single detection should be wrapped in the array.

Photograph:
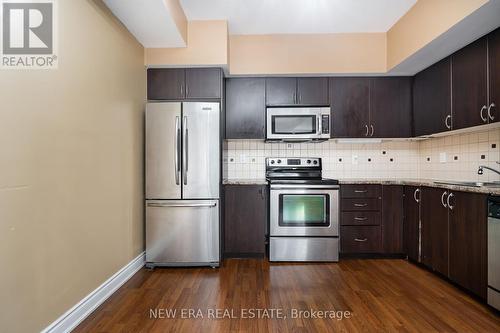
[{"x1": 434, "y1": 181, "x2": 500, "y2": 188}]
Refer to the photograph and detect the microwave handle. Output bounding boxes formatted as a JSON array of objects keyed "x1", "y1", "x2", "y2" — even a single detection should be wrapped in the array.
[{"x1": 317, "y1": 116, "x2": 322, "y2": 134}]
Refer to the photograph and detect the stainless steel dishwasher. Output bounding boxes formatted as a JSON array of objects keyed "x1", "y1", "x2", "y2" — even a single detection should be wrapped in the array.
[{"x1": 488, "y1": 196, "x2": 500, "y2": 311}]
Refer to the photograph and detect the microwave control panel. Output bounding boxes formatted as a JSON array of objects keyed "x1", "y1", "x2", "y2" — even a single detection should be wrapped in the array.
[{"x1": 321, "y1": 115, "x2": 330, "y2": 134}]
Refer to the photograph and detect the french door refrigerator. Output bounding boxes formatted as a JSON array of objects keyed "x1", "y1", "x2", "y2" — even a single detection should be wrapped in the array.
[{"x1": 145, "y1": 102, "x2": 220, "y2": 268}]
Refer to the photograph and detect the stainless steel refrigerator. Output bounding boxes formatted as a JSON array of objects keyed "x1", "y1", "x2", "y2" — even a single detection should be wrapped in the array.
[{"x1": 145, "y1": 102, "x2": 220, "y2": 268}]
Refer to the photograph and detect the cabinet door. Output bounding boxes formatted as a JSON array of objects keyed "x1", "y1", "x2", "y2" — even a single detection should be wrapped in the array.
[
  {"x1": 185, "y1": 68, "x2": 221, "y2": 99},
  {"x1": 420, "y1": 187, "x2": 449, "y2": 275},
  {"x1": 489, "y1": 28, "x2": 500, "y2": 123},
  {"x1": 452, "y1": 37, "x2": 488, "y2": 129},
  {"x1": 266, "y1": 78, "x2": 297, "y2": 105},
  {"x1": 413, "y1": 58, "x2": 452, "y2": 136},
  {"x1": 370, "y1": 77, "x2": 412, "y2": 138},
  {"x1": 382, "y1": 185, "x2": 404, "y2": 254},
  {"x1": 297, "y1": 77, "x2": 329, "y2": 105},
  {"x1": 225, "y1": 78, "x2": 266, "y2": 139},
  {"x1": 147, "y1": 68, "x2": 185, "y2": 100},
  {"x1": 448, "y1": 191, "x2": 487, "y2": 299},
  {"x1": 329, "y1": 78, "x2": 370, "y2": 138},
  {"x1": 404, "y1": 186, "x2": 420, "y2": 262},
  {"x1": 224, "y1": 185, "x2": 267, "y2": 257}
]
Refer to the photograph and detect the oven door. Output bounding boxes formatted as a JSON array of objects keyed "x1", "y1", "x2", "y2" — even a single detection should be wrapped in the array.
[
  {"x1": 270, "y1": 185, "x2": 339, "y2": 237},
  {"x1": 266, "y1": 108, "x2": 327, "y2": 140}
]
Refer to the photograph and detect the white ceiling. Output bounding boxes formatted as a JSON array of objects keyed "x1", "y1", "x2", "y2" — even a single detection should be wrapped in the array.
[
  {"x1": 103, "y1": 0, "x2": 186, "y2": 48},
  {"x1": 180, "y1": 0, "x2": 417, "y2": 35}
]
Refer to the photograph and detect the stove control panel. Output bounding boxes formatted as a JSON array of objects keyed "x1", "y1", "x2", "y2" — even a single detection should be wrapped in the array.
[{"x1": 266, "y1": 158, "x2": 321, "y2": 168}]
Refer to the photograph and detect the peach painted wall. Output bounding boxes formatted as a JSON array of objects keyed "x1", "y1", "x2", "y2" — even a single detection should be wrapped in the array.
[
  {"x1": 145, "y1": 20, "x2": 228, "y2": 66},
  {"x1": 387, "y1": 0, "x2": 488, "y2": 70},
  {"x1": 228, "y1": 33, "x2": 386, "y2": 75}
]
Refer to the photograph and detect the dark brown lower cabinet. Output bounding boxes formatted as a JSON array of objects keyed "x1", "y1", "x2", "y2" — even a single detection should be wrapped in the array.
[
  {"x1": 403, "y1": 186, "x2": 421, "y2": 262},
  {"x1": 382, "y1": 186, "x2": 404, "y2": 254},
  {"x1": 448, "y1": 192, "x2": 487, "y2": 299},
  {"x1": 224, "y1": 185, "x2": 267, "y2": 257},
  {"x1": 341, "y1": 226, "x2": 381, "y2": 253},
  {"x1": 421, "y1": 187, "x2": 449, "y2": 276}
]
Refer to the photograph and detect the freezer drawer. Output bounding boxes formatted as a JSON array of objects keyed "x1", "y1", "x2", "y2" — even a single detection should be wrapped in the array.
[
  {"x1": 146, "y1": 200, "x2": 220, "y2": 267},
  {"x1": 270, "y1": 237, "x2": 339, "y2": 262}
]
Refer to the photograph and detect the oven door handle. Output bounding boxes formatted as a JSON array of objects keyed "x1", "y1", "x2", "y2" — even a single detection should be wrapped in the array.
[{"x1": 270, "y1": 185, "x2": 340, "y2": 190}]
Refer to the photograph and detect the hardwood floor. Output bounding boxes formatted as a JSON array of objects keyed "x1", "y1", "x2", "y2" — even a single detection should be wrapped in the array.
[{"x1": 74, "y1": 259, "x2": 500, "y2": 332}]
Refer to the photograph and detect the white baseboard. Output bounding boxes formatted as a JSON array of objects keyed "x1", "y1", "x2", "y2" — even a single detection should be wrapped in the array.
[{"x1": 41, "y1": 252, "x2": 145, "y2": 333}]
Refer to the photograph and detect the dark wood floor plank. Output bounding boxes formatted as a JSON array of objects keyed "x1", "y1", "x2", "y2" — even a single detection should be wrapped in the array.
[{"x1": 73, "y1": 259, "x2": 500, "y2": 333}]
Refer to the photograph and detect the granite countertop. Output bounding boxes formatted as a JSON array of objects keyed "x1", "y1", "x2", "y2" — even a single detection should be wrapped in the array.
[
  {"x1": 223, "y1": 178, "x2": 500, "y2": 195},
  {"x1": 223, "y1": 179, "x2": 268, "y2": 185},
  {"x1": 339, "y1": 178, "x2": 500, "y2": 195}
]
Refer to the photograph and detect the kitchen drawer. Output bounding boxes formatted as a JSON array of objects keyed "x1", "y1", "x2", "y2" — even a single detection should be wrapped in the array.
[
  {"x1": 341, "y1": 212, "x2": 381, "y2": 226},
  {"x1": 341, "y1": 198, "x2": 381, "y2": 211},
  {"x1": 341, "y1": 185, "x2": 382, "y2": 198},
  {"x1": 341, "y1": 226, "x2": 382, "y2": 253}
]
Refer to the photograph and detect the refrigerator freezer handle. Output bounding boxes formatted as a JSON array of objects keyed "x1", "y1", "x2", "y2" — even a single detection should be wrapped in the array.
[{"x1": 147, "y1": 202, "x2": 217, "y2": 208}]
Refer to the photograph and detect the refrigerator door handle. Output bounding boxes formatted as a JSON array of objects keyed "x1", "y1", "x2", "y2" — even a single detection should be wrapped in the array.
[
  {"x1": 183, "y1": 116, "x2": 188, "y2": 185},
  {"x1": 147, "y1": 202, "x2": 217, "y2": 208},
  {"x1": 175, "y1": 116, "x2": 180, "y2": 185}
]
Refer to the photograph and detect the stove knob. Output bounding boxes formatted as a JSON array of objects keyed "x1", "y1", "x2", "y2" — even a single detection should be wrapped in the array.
[
  {"x1": 277, "y1": 159, "x2": 282, "y2": 164},
  {"x1": 270, "y1": 160, "x2": 275, "y2": 164},
  {"x1": 307, "y1": 160, "x2": 311, "y2": 164},
  {"x1": 313, "y1": 160, "x2": 318, "y2": 165}
]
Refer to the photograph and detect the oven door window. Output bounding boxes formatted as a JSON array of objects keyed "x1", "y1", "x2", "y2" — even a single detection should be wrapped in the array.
[
  {"x1": 279, "y1": 194, "x2": 330, "y2": 226},
  {"x1": 272, "y1": 115, "x2": 316, "y2": 135}
]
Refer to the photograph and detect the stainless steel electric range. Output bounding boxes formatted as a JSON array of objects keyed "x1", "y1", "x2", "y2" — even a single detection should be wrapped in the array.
[{"x1": 266, "y1": 157, "x2": 340, "y2": 262}]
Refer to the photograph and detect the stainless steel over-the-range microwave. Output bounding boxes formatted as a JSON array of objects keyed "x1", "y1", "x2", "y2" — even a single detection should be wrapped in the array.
[{"x1": 266, "y1": 107, "x2": 331, "y2": 141}]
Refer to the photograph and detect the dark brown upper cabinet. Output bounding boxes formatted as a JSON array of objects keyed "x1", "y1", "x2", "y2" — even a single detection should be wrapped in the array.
[
  {"x1": 147, "y1": 68, "x2": 185, "y2": 100},
  {"x1": 452, "y1": 37, "x2": 488, "y2": 130},
  {"x1": 413, "y1": 58, "x2": 452, "y2": 136},
  {"x1": 147, "y1": 68, "x2": 222, "y2": 101},
  {"x1": 370, "y1": 77, "x2": 412, "y2": 138},
  {"x1": 330, "y1": 77, "x2": 370, "y2": 138},
  {"x1": 489, "y1": 27, "x2": 500, "y2": 123},
  {"x1": 185, "y1": 68, "x2": 222, "y2": 99},
  {"x1": 266, "y1": 77, "x2": 329, "y2": 106},
  {"x1": 403, "y1": 186, "x2": 421, "y2": 262},
  {"x1": 420, "y1": 187, "x2": 449, "y2": 276},
  {"x1": 225, "y1": 78, "x2": 266, "y2": 139},
  {"x1": 448, "y1": 191, "x2": 487, "y2": 299}
]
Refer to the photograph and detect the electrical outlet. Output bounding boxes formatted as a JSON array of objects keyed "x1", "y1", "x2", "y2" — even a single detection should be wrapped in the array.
[
  {"x1": 439, "y1": 152, "x2": 447, "y2": 163},
  {"x1": 352, "y1": 155, "x2": 359, "y2": 165}
]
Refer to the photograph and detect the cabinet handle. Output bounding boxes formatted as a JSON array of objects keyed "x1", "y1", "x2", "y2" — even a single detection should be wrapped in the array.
[
  {"x1": 447, "y1": 193, "x2": 455, "y2": 210},
  {"x1": 488, "y1": 103, "x2": 496, "y2": 121},
  {"x1": 186, "y1": 85, "x2": 189, "y2": 97},
  {"x1": 354, "y1": 217, "x2": 368, "y2": 221},
  {"x1": 370, "y1": 124, "x2": 374, "y2": 137},
  {"x1": 258, "y1": 188, "x2": 264, "y2": 200},
  {"x1": 354, "y1": 203, "x2": 368, "y2": 207},
  {"x1": 413, "y1": 188, "x2": 420, "y2": 203},
  {"x1": 299, "y1": 93, "x2": 302, "y2": 104},
  {"x1": 354, "y1": 238, "x2": 368, "y2": 242},
  {"x1": 293, "y1": 92, "x2": 297, "y2": 104},
  {"x1": 365, "y1": 125, "x2": 369, "y2": 137},
  {"x1": 480, "y1": 105, "x2": 488, "y2": 123},
  {"x1": 445, "y1": 115, "x2": 452, "y2": 129},
  {"x1": 441, "y1": 191, "x2": 448, "y2": 208},
  {"x1": 180, "y1": 85, "x2": 183, "y2": 97},
  {"x1": 354, "y1": 190, "x2": 368, "y2": 193}
]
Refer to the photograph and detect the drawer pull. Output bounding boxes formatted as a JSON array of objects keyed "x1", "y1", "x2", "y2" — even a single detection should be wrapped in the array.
[
  {"x1": 354, "y1": 190, "x2": 368, "y2": 193},
  {"x1": 354, "y1": 238, "x2": 368, "y2": 242},
  {"x1": 354, "y1": 217, "x2": 368, "y2": 221},
  {"x1": 354, "y1": 203, "x2": 368, "y2": 207}
]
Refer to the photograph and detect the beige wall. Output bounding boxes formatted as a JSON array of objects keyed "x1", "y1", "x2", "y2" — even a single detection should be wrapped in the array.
[
  {"x1": 145, "y1": 20, "x2": 228, "y2": 66},
  {"x1": 387, "y1": 0, "x2": 488, "y2": 70},
  {"x1": 0, "y1": 1, "x2": 145, "y2": 332},
  {"x1": 228, "y1": 33, "x2": 386, "y2": 75}
]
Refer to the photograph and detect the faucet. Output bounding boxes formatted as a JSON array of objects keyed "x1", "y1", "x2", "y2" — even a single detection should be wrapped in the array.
[{"x1": 478, "y1": 162, "x2": 500, "y2": 176}]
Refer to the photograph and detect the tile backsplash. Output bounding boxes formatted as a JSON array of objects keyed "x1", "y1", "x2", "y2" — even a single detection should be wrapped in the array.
[{"x1": 223, "y1": 127, "x2": 500, "y2": 182}]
